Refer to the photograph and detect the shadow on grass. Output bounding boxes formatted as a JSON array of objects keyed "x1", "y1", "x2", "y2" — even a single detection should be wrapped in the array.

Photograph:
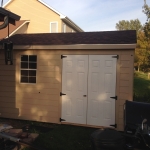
[{"x1": 32, "y1": 124, "x2": 96, "y2": 150}]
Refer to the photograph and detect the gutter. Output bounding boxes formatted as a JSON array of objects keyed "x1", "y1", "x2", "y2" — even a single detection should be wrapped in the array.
[{"x1": 61, "y1": 17, "x2": 84, "y2": 32}]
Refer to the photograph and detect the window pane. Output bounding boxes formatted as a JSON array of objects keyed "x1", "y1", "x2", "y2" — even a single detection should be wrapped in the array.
[
  {"x1": 29, "y1": 55, "x2": 37, "y2": 62},
  {"x1": 21, "y1": 77, "x2": 28, "y2": 83},
  {"x1": 21, "y1": 55, "x2": 28, "y2": 61},
  {"x1": 51, "y1": 23, "x2": 57, "y2": 33},
  {"x1": 21, "y1": 70, "x2": 28, "y2": 76},
  {"x1": 29, "y1": 63, "x2": 37, "y2": 69},
  {"x1": 29, "y1": 70, "x2": 36, "y2": 76},
  {"x1": 29, "y1": 77, "x2": 36, "y2": 83},
  {"x1": 21, "y1": 62, "x2": 28, "y2": 69}
]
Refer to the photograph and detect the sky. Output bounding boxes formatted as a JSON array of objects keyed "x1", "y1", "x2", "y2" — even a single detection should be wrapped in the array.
[{"x1": 3, "y1": 0, "x2": 150, "y2": 31}]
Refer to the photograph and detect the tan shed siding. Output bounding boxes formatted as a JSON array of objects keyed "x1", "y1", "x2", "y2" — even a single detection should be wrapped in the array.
[
  {"x1": 5, "y1": 0, "x2": 61, "y2": 33},
  {"x1": 0, "y1": 49, "x2": 134, "y2": 130},
  {"x1": 13, "y1": 50, "x2": 61, "y2": 123},
  {"x1": 0, "y1": 51, "x2": 19, "y2": 119},
  {"x1": 117, "y1": 51, "x2": 134, "y2": 131}
]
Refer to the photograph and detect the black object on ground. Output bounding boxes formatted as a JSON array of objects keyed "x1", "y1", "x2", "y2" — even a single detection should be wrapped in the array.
[
  {"x1": 91, "y1": 128, "x2": 125, "y2": 150},
  {"x1": 22, "y1": 124, "x2": 53, "y2": 133}
]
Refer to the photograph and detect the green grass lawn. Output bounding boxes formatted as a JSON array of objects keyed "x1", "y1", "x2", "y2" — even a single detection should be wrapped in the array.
[
  {"x1": 32, "y1": 124, "x2": 95, "y2": 150},
  {"x1": 134, "y1": 71, "x2": 150, "y2": 103}
]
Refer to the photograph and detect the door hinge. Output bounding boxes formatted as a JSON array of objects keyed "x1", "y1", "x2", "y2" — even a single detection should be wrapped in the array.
[
  {"x1": 112, "y1": 55, "x2": 119, "y2": 59},
  {"x1": 110, "y1": 124, "x2": 117, "y2": 128},
  {"x1": 110, "y1": 96, "x2": 117, "y2": 100},
  {"x1": 61, "y1": 55, "x2": 67, "y2": 59},
  {"x1": 60, "y1": 118, "x2": 66, "y2": 122},
  {"x1": 60, "y1": 92, "x2": 66, "y2": 96}
]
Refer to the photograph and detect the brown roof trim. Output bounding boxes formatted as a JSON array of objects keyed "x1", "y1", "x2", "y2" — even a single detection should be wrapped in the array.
[
  {"x1": 2, "y1": 30, "x2": 137, "y2": 45},
  {"x1": 0, "y1": 20, "x2": 29, "y2": 40}
]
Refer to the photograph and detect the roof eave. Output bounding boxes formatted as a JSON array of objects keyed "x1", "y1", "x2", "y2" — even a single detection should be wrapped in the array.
[
  {"x1": 5, "y1": 20, "x2": 30, "y2": 38},
  {"x1": 0, "y1": 7, "x2": 20, "y2": 21},
  {"x1": 61, "y1": 17, "x2": 84, "y2": 32}
]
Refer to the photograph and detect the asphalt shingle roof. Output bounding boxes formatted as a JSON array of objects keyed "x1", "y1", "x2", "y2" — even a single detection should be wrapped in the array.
[{"x1": 2, "y1": 30, "x2": 136, "y2": 45}]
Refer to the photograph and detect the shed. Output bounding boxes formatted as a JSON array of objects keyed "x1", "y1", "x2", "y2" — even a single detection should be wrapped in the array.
[{"x1": 0, "y1": 30, "x2": 136, "y2": 131}]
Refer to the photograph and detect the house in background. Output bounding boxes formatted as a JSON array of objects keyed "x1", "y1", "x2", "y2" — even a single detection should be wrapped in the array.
[{"x1": 0, "y1": 0, "x2": 83, "y2": 39}]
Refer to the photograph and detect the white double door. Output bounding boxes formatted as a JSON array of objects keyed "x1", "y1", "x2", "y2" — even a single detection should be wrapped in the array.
[{"x1": 61, "y1": 55, "x2": 117, "y2": 127}]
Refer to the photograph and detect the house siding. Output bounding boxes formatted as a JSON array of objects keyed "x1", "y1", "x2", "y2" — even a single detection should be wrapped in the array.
[
  {"x1": 5, "y1": 0, "x2": 78, "y2": 33},
  {"x1": 5, "y1": 0, "x2": 62, "y2": 33},
  {"x1": 0, "y1": 49, "x2": 134, "y2": 130}
]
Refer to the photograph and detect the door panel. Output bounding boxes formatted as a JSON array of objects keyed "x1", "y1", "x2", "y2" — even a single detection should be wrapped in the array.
[
  {"x1": 62, "y1": 55, "x2": 88, "y2": 124},
  {"x1": 87, "y1": 55, "x2": 117, "y2": 127},
  {"x1": 62, "y1": 55, "x2": 117, "y2": 127}
]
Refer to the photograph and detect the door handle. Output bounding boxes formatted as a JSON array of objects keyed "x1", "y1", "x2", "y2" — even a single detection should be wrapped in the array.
[{"x1": 83, "y1": 95, "x2": 87, "y2": 97}]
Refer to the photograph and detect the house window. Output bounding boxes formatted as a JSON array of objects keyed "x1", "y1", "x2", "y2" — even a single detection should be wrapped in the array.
[
  {"x1": 63, "y1": 23, "x2": 66, "y2": 33},
  {"x1": 50, "y1": 22, "x2": 58, "y2": 33},
  {"x1": 20, "y1": 55, "x2": 37, "y2": 83}
]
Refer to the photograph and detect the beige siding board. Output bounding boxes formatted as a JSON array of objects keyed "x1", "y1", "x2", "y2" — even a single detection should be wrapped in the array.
[
  {"x1": 1, "y1": 113, "x2": 19, "y2": 119},
  {"x1": 119, "y1": 99, "x2": 126, "y2": 106},
  {"x1": 0, "y1": 86, "x2": 16, "y2": 92},
  {"x1": 16, "y1": 94, "x2": 59, "y2": 101},
  {"x1": 0, "y1": 97, "x2": 16, "y2": 103},
  {"x1": 39, "y1": 71, "x2": 55, "y2": 77},
  {"x1": 120, "y1": 68, "x2": 130, "y2": 73},
  {"x1": 38, "y1": 54, "x2": 60, "y2": 60},
  {"x1": 0, "y1": 91, "x2": 15, "y2": 97},
  {"x1": 38, "y1": 77, "x2": 59, "y2": 83},
  {"x1": 120, "y1": 54, "x2": 132, "y2": 60},
  {"x1": 0, "y1": 65, "x2": 16, "y2": 70},
  {"x1": 20, "y1": 109, "x2": 58, "y2": 117},
  {"x1": 16, "y1": 104, "x2": 59, "y2": 112},
  {"x1": 120, "y1": 74, "x2": 130, "y2": 81},
  {"x1": 16, "y1": 100, "x2": 58, "y2": 106},
  {"x1": 120, "y1": 81, "x2": 130, "y2": 86},
  {"x1": 38, "y1": 66, "x2": 60, "y2": 72},
  {"x1": 0, "y1": 76, "x2": 16, "y2": 81},
  {"x1": 119, "y1": 93, "x2": 129, "y2": 100},
  {"x1": 0, "y1": 102, "x2": 16, "y2": 108},
  {"x1": 119, "y1": 87, "x2": 129, "y2": 93},
  {"x1": 119, "y1": 112, "x2": 124, "y2": 119},
  {"x1": 120, "y1": 60, "x2": 131, "y2": 68},
  {"x1": 0, "y1": 107, "x2": 19, "y2": 114},
  {"x1": 0, "y1": 81, "x2": 16, "y2": 86}
]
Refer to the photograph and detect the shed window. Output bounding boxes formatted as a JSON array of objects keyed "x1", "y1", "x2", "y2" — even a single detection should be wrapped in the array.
[
  {"x1": 20, "y1": 55, "x2": 37, "y2": 83},
  {"x1": 50, "y1": 22, "x2": 58, "y2": 33}
]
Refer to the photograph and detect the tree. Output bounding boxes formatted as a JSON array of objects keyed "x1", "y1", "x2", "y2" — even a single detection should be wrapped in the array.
[
  {"x1": 115, "y1": 19, "x2": 142, "y2": 32},
  {"x1": 142, "y1": 0, "x2": 150, "y2": 72}
]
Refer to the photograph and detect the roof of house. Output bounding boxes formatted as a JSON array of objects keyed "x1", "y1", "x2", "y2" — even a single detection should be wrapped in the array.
[
  {"x1": 2, "y1": 30, "x2": 136, "y2": 45},
  {"x1": 3, "y1": 0, "x2": 83, "y2": 32},
  {"x1": 0, "y1": 7, "x2": 20, "y2": 24},
  {"x1": 0, "y1": 20, "x2": 29, "y2": 40}
]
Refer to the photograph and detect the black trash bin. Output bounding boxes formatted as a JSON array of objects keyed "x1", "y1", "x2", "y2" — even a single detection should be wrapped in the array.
[{"x1": 91, "y1": 128, "x2": 125, "y2": 150}]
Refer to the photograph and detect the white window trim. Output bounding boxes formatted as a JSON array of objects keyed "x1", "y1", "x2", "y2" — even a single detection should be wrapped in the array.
[
  {"x1": 50, "y1": 22, "x2": 58, "y2": 33},
  {"x1": 20, "y1": 55, "x2": 37, "y2": 84}
]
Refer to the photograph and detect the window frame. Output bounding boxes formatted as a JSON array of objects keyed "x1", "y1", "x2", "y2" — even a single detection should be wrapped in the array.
[
  {"x1": 50, "y1": 22, "x2": 58, "y2": 33},
  {"x1": 20, "y1": 55, "x2": 37, "y2": 84}
]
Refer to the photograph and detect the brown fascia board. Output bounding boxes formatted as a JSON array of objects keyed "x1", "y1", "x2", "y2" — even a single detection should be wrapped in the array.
[
  {"x1": 0, "y1": 7, "x2": 20, "y2": 24},
  {"x1": 62, "y1": 17, "x2": 84, "y2": 32}
]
